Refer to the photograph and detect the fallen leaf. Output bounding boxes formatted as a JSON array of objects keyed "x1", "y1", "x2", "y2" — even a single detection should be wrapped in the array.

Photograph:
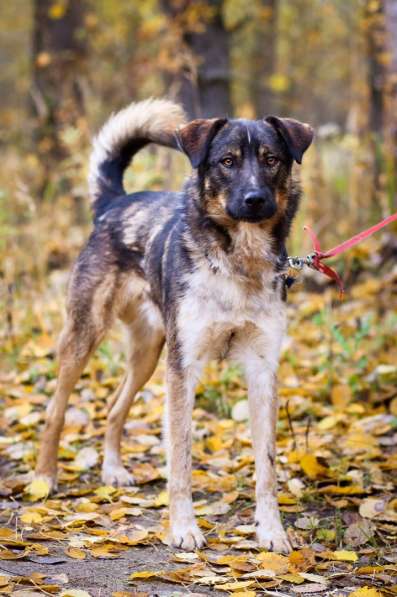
[
  {"x1": 347, "y1": 588, "x2": 384, "y2": 597},
  {"x1": 65, "y1": 547, "x2": 86, "y2": 560},
  {"x1": 332, "y1": 550, "x2": 359, "y2": 562},
  {"x1": 25, "y1": 478, "x2": 50, "y2": 501},
  {"x1": 359, "y1": 497, "x2": 388, "y2": 519},
  {"x1": 20, "y1": 510, "x2": 43, "y2": 524},
  {"x1": 300, "y1": 454, "x2": 328, "y2": 479},
  {"x1": 293, "y1": 584, "x2": 328, "y2": 594},
  {"x1": 257, "y1": 552, "x2": 289, "y2": 574},
  {"x1": 214, "y1": 580, "x2": 255, "y2": 591}
]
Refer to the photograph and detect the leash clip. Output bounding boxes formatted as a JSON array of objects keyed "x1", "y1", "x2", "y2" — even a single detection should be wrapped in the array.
[
  {"x1": 287, "y1": 256, "x2": 305, "y2": 271},
  {"x1": 304, "y1": 252, "x2": 317, "y2": 268},
  {"x1": 287, "y1": 253, "x2": 316, "y2": 271}
]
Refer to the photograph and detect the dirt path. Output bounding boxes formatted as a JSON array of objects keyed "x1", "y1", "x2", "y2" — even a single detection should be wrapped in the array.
[{"x1": 1, "y1": 542, "x2": 222, "y2": 596}]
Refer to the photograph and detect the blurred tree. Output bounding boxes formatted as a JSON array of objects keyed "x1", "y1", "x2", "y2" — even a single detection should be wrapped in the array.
[
  {"x1": 364, "y1": 0, "x2": 386, "y2": 209},
  {"x1": 250, "y1": 0, "x2": 278, "y2": 117},
  {"x1": 31, "y1": 0, "x2": 88, "y2": 165},
  {"x1": 161, "y1": 0, "x2": 232, "y2": 118},
  {"x1": 365, "y1": 0, "x2": 386, "y2": 137},
  {"x1": 384, "y1": 0, "x2": 397, "y2": 205},
  {"x1": 161, "y1": 0, "x2": 200, "y2": 119}
]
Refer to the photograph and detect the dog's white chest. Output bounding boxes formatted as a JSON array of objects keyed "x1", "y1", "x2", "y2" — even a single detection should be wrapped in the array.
[{"x1": 177, "y1": 265, "x2": 286, "y2": 370}]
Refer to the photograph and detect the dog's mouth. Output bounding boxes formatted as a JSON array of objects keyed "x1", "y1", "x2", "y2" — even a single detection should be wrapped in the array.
[{"x1": 226, "y1": 200, "x2": 277, "y2": 223}]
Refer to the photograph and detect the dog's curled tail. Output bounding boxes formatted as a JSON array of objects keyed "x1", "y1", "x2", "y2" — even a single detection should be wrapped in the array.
[{"x1": 88, "y1": 98, "x2": 186, "y2": 216}]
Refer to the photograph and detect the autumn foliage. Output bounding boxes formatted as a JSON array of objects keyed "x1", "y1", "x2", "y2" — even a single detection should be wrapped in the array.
[{"x1": 0, "y1": 0, "x2": 396, "y2": 595}]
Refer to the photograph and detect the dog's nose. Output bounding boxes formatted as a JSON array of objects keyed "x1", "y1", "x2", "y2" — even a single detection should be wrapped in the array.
[{"x1": 244, "y1": 191, "x2": 266, "y2": 208}]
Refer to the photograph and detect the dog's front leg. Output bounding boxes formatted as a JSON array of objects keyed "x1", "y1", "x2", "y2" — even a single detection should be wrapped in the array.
[
  {"x1": 245, "y1": 357, "x2": 291, "y2": 554},
  {"x1": 165, "y1": 360, "x2": 206, "y2": 550}
]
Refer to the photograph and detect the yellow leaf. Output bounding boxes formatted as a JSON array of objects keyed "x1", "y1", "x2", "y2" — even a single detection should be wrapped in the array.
[
  {"x1": 154, "y1": 490, "x2": 168, "y2": 507},
  {"x1": 215, "y1": 555, "x2": 255, "y2": 572},
  {"x1": 214, "y1": 580, "x2": 255, "y2": 591},
  {"x1": 94, "y1": 486, "x2": 116, "y2": 501},
  {"x1": 76, "y1": 502, "x2": 98, "y2": 513},
  {"x1": 331, "y1": 385, "x2": 352, "y2": 411},
  {"x1": 257, "y1": 552, "x2": 289, "y2": 574},
  {"x1": 288, "y1": 450, "x2": 304, "y2": 464},
  {"x1": 390, "y1": 396, "x2": 397, "y2": 416},
  {"x1": 195, "y1": 500, "x2": 230, "y2": 516},
  {"x1": 333, "y1": 550, "x2": 358, "y2": 562},
  {"x1": 278, "y1": 573, "x2": 305, "y2": 584},
  {"x1": 110, "y1": 507, "x2": 129, "y2": 521},
  {"x1": 129, "y1": 570, "x2": 162, "y2": 580},
  {"x1": 356, "y1": 566, "x2": 386, "y2": 574},
  {"x1": 318, "y1": 414, "x2": 343, "y2": 430},
  {"x1": 278, "y1": 494, "x2": 297, "y2": 505},
  {"x1": 90, "y1": 544, "x2": 121, "y2": 559},
  {"x1": 31, "y1": 544, "x2": 49, "y2": 556},
  {"x1": 25, "y1": 478, "x2": 50, "y2": 501},
  {"x1": 348, "y1": 588, "x2": 384, "y2": 597},
  {"x1": 122, "y1": 529, "x2": 148, "y2": 545},
  {"x1": 110, "y1": 507, "x2": 141, "y2": 521},
  {"x1": 66, "y1": 547, "x2": 86, "y2": 560},
  {"x1": 20, "y1": 510, "x2": 43, "y2": 524},
  {"x1": 300, "y1": 454, "x2": 328, "y2": 480},
  {"x1": 318, "y1": 485, "x2": 366, "y2": 495}
]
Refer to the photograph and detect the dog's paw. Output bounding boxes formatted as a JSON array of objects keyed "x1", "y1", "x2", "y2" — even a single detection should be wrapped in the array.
[
  {"x1": 256, "y1": 523, "x2": 292, "y2": 554},
  {"x1": 101, "y1": 464, "x2": 135, "y2": 487},
  {"x1": 169, "y1": 522, "x2": 206, "y2": 551}
]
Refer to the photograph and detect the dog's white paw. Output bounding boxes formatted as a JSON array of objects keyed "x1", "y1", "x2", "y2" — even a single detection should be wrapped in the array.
[
  {"x1": 101, "y1": 464, "x2": 135, "y2": 487},
  {"x1": 169, "y1": 522, "x2": 206, "y2": 550},
  {"x1": 256, "y1": 523, "x2": 292, "y2": 554}
]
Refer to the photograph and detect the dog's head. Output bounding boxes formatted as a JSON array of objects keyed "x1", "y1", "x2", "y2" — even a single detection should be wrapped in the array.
[{"x1": 177, "y1": 116, "x2": 313, "y2": 225}]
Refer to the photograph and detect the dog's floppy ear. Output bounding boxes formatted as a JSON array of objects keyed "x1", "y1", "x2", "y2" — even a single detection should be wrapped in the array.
[
  {"x1": 265, "y1": 116, "x2": 313, "y2": 164},
  {"x1": 176, "y1": 118, "x2": 227, "y2": 168}
]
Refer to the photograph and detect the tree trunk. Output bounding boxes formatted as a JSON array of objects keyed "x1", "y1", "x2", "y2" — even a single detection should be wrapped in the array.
[
  {"x1": 366, "y1": 0, "x2": 386, "y2": 136},
  {"x1": 161, "y1": 0, "x2": 232, "y2": 119},
  {"x1": 250, "y1": 0, "x2": 278, "y2": 118},
  {"x1": 160, "y1": 0, "x2": 200, "y2": 119},
  {"x1": 189, "y1": 0, "x2": 232, "y2": 118},
  {"x1": 384, "y1": 0, "x2": 397, "y2": 208},
  {"x1": 364, "y1": 0, "x2": 387, "y2": 206},
  {"x1": 31, "y1": 0, "x2": 88, "y2": 162}
]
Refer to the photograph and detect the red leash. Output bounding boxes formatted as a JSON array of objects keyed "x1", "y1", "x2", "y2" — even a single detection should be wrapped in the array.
[{"x1": 288, "y1": 212, "x2": 397, "y2": 298}]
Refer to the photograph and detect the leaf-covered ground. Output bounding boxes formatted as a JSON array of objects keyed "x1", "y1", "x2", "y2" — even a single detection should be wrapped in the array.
[{"x1": 0, "y1": 203, "x2": 396, "y2": 596}]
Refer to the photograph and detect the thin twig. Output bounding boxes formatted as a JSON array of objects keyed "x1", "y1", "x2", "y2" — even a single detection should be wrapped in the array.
[
  {"x1": 305, "y1": 415, "x2": 312, "y2": 452},
  {"x1": 285, "y1": 400, "x2": 297, "y2": 450}
]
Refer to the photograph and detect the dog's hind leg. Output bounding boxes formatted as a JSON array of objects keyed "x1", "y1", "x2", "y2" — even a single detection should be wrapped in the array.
[
  {"x1": 102, "y1": 303, "x2": 164, "y2": 486},
  {"x1": 34, "y1": 271, "x2": 116, "y2": 491}
]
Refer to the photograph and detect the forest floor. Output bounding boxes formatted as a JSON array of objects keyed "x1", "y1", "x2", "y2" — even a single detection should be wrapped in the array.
[{"x1": 0, "y1": 198, "x2": 396, "y2": 597}]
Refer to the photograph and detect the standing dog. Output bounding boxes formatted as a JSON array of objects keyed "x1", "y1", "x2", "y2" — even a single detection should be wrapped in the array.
[{"x1": 35, "y1": 99, "x2": 313, "y2": 553}]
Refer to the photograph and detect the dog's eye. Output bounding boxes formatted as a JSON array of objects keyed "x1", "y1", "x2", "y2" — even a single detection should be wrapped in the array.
[
  {"x1": 221, "y1": 156, "x2": 234, "y2": 168},
  {"x1": 265, "y1": 155, "x2": 279, "y2": 167}
]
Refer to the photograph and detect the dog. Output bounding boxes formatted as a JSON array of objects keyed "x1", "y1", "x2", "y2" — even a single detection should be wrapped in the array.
[{"x1": 34, "y1": 98, "x2": 313, "y2": 553}]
